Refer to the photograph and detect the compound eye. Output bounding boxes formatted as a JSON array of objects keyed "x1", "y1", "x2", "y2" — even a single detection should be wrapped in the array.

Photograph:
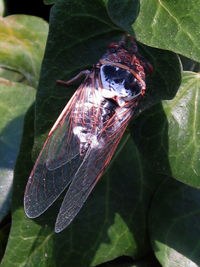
[{"x1": 124, "y1": 75, "x2": 142, "y2": 97}]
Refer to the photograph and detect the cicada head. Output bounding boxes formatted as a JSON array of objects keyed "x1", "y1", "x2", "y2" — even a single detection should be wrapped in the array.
[{"x1": 104, "y1": 38, "x2": 153, "y2": 79}]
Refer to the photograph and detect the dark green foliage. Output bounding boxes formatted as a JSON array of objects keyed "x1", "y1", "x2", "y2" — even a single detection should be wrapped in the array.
[{"x1": 1, "y1": 1, "x2": 200, "y2": 266}]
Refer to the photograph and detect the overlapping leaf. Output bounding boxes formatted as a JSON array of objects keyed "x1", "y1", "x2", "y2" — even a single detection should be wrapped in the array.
[
  {"x1": 2, "y1": 0, "x2": 200, "y2": 267},
  {"x1": 0, "y1": 15, "x2": 48, "y2": 225},
  {"x1": 132, "y1": 71, "x2": 200, "y2": 188},
  {"x1": 149, "y1": 177, "x2": 200, "y2": 266},
  {"x1": 2, "y1": 0, "x2": 178, "y2": 266},
  {"x1": 133, "y1": 0, "x2": 200, "y2": 62},
  {"x1": 0, "y1": 79, "x2": 35, "y2": 222},
  {"x1": 0, "y1": 15, "x2": 48, "y2": 87},
  {"x1": 34, "y1": 0, "x2": 181, "y2": 151},
  {"x1": 0, "y1": 0, "x2": 4, "y2": 16},
  {"x1": 107, "y1": 0, "x2": 140, "y2": 32},
  {"x1": 1, "y1": 118, "x2": 163, "y2": 267}
]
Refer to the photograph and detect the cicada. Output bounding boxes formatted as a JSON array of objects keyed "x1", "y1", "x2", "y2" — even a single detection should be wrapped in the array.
[{"x1": 24, "y1": 35, "x2": 153, "y2": 233}]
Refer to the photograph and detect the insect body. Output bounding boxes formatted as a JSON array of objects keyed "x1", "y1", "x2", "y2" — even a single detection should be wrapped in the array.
[{"x1": 24, "y1": 36, "x2": 153, "y2": 233}]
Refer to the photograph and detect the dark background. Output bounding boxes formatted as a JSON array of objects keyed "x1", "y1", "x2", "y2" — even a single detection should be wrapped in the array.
[{"x1": 5, "y1": 0, "x2": 51, "y2": 21}]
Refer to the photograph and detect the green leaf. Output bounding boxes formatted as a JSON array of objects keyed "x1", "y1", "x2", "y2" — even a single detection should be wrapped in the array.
[
  {"x1": 0, "y1": 15, "x2": 48, "y2": 87},
  {"x1": 164, "y1": 71, "x2": 200, "y2": 187},
  {"x1": 0, "y1": 78, "x2": 35, "y2": 222},
  {"x1": 1, "y1": 0, "x2": 183, "y2": 266},
  {"x1": 133, "y1": 45, "x2": 181, "y2": 114},
  {"x1": 0, "y1": 0, "x2": 4, "y2": 16},
  {"x1": 98, "y1": 253, "x2": 161, "y2": 267},
  {"x1": 1, "y1": 104, "x2": 36, "y2": 267},
  {"x1": 2, "y1": 119, "x2": 162, "y2": 266},
  {"x1": 179, "y1": 55, "x2": 200, "y2": 72},
  {"x1": 107, "y1": 0, "x2": 140, "y2": 32},
  {"x1": 34, "y1": 0, "x2": 181, "y2": 149},
  {"x1": 0, "y1": 15, "x2": 48, "y2": 224},
  {"x1": 149, "y1": 177, "x2": 200, "y2": 267},
  {"x1": 33, "y1": 0, "x2": 122, "y2": 153},
  {"x1": 0, "y1": 68, "x2": 25, "y2": 83},
  {"x1": 132, "y1": 71, "x2": 200, "y2": 188},
  {"x1": 133, "y1": 0, "x2": 200, "y2": 62}
]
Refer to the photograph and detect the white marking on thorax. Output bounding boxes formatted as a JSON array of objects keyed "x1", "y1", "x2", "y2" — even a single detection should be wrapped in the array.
[{"x1": 100, "y1": 65, "x2": 131, "y2": 98}]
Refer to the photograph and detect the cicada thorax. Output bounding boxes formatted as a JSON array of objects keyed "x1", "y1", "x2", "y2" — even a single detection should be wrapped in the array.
[{"x1": 99, "y1": 40, "x2": 153, "y2": 100}]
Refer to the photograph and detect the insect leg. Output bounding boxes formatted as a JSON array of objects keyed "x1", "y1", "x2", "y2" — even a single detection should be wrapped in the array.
[{"x1": 57, "y1": 70, "x2": 90, "y2": 85}]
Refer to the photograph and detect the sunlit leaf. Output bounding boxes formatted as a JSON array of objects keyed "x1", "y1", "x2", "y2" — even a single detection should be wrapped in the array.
[
  {"x1": 0, "y1": 79, "x2": 35, "y2": 222},
  {"x1": 1, "y1": 1, "x2": 167, "y2": 265},
  {"x1": 133, "y1": 0, "x2": 200, "y2": 62},
  {"x1": 0, "y1": 15, "x2": 48, "y2": 87},
  {"x1": 2, "y1": 1, "x2": 199, "y2": 266},
  {"x1": 149, "y1": 177, "x2": 200, "y2": 266},
  {"x1": 132, "y1": 71, "x2": 200, "y2": 188},
  {"x1": 0, "y1": 0, "x2": 4, "y2": 16}
]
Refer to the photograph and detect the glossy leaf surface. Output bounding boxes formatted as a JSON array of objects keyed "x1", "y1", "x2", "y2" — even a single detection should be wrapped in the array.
[
  {"x1": 132, "y1": 71, "x2": 200, "y2": 188},
  {"x1": 0, "y1": 79, "x2": 35, "y2": 222},
  {"x1": 2, "y1": 1, "x2": 198, "y2": 266},
  {"x1": 0, "y1": 14, "x2": 48, "y2": 224},
  {"x1": 150, "y1": 177, "x2": 200, "y2": 267},
  {"x1": 133, "y1": 0, "x2": 200, "y2": 62},
  {"x1": 0, "y1": 15, "x2": 48, "y2": 87},
  {"x1": 0, "y1": 0, "x2": 4, "y2": 16}
]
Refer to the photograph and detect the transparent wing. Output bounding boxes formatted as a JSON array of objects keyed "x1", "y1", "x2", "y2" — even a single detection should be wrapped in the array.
[
  {"x1": 25, "y1": 73, "x2": 134, "y2": 231},
  {"x1": 55, "y1": 107, "x2": 134, "y2": 232},
  {"x1": 24, "y1": 81, "x2": 95, "y2": 218}
]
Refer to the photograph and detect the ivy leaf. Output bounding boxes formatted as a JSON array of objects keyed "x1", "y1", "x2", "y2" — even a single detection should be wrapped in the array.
[
  {"x1": 1, "y1": 110, "x2": 163, "y2": 266},
  {"x1": 1, "y1": 105, "x2": 36, "y2": 267},
  {"x1": 132, "y1": 71, "x2": 200, "y2": 188},
  {"x1": 0, "y1": 15, "x2": 48, "y2": 87},
  {"x1": 164, "y1": 71, "x2": 200, "y2": 187},
  {"x1": 1, "y1": 1, "x2": 169, "y2": 265},
  {"x1": 0, "y1": 79, "x2": 35, "y2": 222},
  {"x1": 0, "y1": 14, "x2": 48, "y2": 223},
  {"x1": 179, "y1": 55, "x2": 200, "y2": 72},
  {"x1": 149, "y1": 177, "x2": 200, "y2": 266},
  {"x1": 132, "y1": 44, "x2": 181, "y2": 115},
  {"x1": 1, "y1": 1, "x2": 185, "y2": 266},
  {"x1": 107, "y1": 0, "x2": 140, "y2": 32},
  {"x1": 133, "y1": 0, "x2": 200, "y2": 62},
  {"x1": 0, "y1": 68, "x2": 24, "y2": 83},
  {"x1": 34, "y1": 0, "x2": 181, "y2": 151},
  {"x1": 98, "y1": 253, "x2": 161, "y2": 267},
  {"x1": 0, "y1": 0, "x2": 5, "y2": 16}
]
